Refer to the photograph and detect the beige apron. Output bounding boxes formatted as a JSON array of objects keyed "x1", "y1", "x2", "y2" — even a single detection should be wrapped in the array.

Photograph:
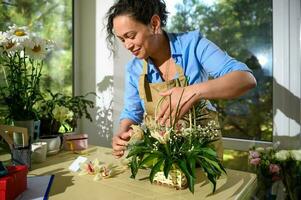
[{"x1": 138, "y1": 60, "x2": 224, "y2": 160}]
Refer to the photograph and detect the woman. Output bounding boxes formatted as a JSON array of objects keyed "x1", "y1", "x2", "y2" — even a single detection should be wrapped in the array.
[{"x1": 106, "y1": 0, "x2": 256, "y2": 158}]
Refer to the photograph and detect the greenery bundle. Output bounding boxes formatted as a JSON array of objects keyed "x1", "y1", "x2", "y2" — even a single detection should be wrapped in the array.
[{"x1": 127, "y1": 91, "x2": 226, "y2": 193}]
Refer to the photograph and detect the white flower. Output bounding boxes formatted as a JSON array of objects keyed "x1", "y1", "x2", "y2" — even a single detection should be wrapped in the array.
[
  {"x1": 0, "y1": 31, "x2": 8, "y2": 46},
  {"x1": 182, "y1": 127, "x2": 193, "y2": 137},
  {"x1": 24, "y1": 36, "x2": 47, "y2": 59},
  {"x1": 150, "y1": 128, "x2": 171, "y2": 144},
  {"x1": 275, "y1": 150, "x2": 290, "y2": 161},
  {"x1": 290, "y1": 150, "x2": 301, "y2": 161},
  {"x1": 2, "y1": 40, "x2": 21, "y2": 53},
  {"x1": 7, "y1": 24, "x2": 30, "y2": 43},
  {"x1": 52, "y1": 105, "x2": 74, "y2": 123}
]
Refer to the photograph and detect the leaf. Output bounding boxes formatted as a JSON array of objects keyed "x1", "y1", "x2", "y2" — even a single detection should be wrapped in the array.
[
  {"x1": 187, "y1": 154, "x2": 196, "y2": 178},
  {"x1": 198, "y1": 156, "x2": 223, "y2": 175},
  {"x1": 177, "y1": 159, "x2": 195, "y2": 193},
  {"x1": 163, "y1": 158, "x2": 172, "y2": 179},
  {"x1": 130, "y1": 155, "x2": 138, "y2": 179},
  {"x1": 207, "y1": 173, "x2": 217, "y2": 193},
  {"x1": 149, "y1": 158, "x2": 164, "y2": 183},
  {"x1": 173, "y1": 88, "x2": 185, "y2": 128},
  {"x1": 139, "y1": 153, "x2": 161, "y2": 168},
  {"x1": 126, "y1": 146, "x2": 150, "y2": 158},
  {"x1": 199, "y1": 147, "x2": 217, "y2": 157},
  {"x1": 196, "y1": 158, "x2": 220, "y2": 193}
]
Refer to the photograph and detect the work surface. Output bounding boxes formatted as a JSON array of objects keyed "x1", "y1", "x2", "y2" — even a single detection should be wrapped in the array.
[{"x1": 29, "y1": 146, "x2": 257, "y2": 200}]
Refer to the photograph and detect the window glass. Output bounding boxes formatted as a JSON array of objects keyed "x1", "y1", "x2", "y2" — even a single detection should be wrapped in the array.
[
  {"x1": 0, "y1": 0, "x2": 73, "y2": 122},
  {"x1": 166, "y1": 0, "x2": 273, "y2": 141}
]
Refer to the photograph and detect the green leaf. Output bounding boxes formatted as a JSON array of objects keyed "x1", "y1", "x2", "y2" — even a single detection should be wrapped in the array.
[
  {"x1": 177, "y1": 159, "x2": 195, "y2": 193},
  {"x1": 139, "y1": 153, "x2": 161, "y2": 168},
  {"x1": 127, "y1": 146, "x2": 150, "y2": 158},
  {"x1": 187, "y1": 154, "x2": 196, "y2": 178},
  {"x1": 199, "y1": 147, "x2": 217, "y2": 157},
  {"x1": 163, "y1": 158, "x2": 172, "y2": 179},
  {"x1": 198, "y1": 156, "x2": 224, "y2": 175},
  {"x1": 149, "y1": 158, "x2": 164, "y2": 183},
  {"x1": 130, "y1": 155, "x2": 138, "y2": 179},
  {"x1": 196, "y1": 158, "x2": 220, "y2": 193},
  {"x1": 207, "y1": 173, "x2": 217, "y2": 193}
]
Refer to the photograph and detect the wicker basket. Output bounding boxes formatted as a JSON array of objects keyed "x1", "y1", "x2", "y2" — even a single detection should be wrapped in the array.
[{"x1": 153, "y1": 169, "x2": 188, "y2": 190}]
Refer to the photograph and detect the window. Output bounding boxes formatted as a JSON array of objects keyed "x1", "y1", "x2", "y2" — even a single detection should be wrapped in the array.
[
  {"x1": 0, "y1": 0, "x2": 73, "y2": 122},
  {"x1": 166, "y1": 0, "x2": 273, "y2": 143},
  {"x1": 165, "y1": 0, "x2": 301, "y2": 151}
]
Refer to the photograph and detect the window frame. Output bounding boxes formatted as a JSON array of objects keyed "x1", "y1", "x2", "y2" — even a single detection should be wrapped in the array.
[{"x1": 224, "y1": 0, "x2": 301, "y2": 151}]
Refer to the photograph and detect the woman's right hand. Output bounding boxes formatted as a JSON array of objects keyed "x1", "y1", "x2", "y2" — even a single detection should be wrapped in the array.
[{"x1": 112, "y1": 130, "x2": 132, "y2": 158}]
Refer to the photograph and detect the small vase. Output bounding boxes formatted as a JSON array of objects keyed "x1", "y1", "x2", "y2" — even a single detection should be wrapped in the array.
[
  {"x1": 153, "y1": 169, "x2": 188, "y2": 190},
  {"x1": 39, "y1": 135, "x2": 62, "y2": 155}
]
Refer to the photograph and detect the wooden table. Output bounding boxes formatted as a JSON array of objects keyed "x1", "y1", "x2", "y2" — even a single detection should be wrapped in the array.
[{"x1": 29, "y1": 146, "x2": 257, "y2": 200}]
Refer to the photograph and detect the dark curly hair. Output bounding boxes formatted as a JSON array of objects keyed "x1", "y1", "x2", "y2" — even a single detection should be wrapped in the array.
[{"x1": 106, "y1": 0, "x2": 168, "y2": 52}]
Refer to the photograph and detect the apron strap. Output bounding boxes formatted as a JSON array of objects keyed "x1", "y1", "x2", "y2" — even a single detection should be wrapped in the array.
[{"x1": 139, "y1": 59, "x2": 186, "y2": 101}]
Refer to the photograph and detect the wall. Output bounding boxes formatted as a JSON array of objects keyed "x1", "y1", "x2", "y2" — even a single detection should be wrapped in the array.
[{"x1": 74, "y1": 0, "x2": 115, "y2": 147}]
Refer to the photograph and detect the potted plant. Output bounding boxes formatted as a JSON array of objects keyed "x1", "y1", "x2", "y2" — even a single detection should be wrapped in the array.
[
  {"x1": 0, "y1": 24, "x2": 54, "y2": 139},
  {"x1": 36, "y1": 91, "x2": 95, "y2": 136},
  {"x1": 35, "y1": 91, "x2": 95, "y2": 155}
]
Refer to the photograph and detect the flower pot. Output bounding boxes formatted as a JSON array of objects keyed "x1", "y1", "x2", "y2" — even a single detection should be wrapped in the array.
[
  {"x1": 31, "y1": 142, "x2": 47, "y2": 163},
  {"x1": 14, "y1": 120, "x2": 34, "y2": 142},
  {"x1": 153, "y1": 169, "x2": 188, "y2": 190},
  {"x1": 38, "y1": 135, "x2": 62, "y2": 155},
  {"x1": 39, "y1": 118, "x2": 61, "y2": 137}
]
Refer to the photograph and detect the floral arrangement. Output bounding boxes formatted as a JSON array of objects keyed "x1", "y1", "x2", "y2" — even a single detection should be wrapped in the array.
[
  {"x1": 127, "y1": 95, "x2": 226, "y2": 193},
  {"x1": 249, "y1": 144, "x2": 301, "y2": 200},
  {"x1": 0, "y1": 24, "x2": 54, "y2": 121}
]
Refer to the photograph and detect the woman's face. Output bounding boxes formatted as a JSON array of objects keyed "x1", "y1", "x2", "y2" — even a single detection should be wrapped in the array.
[{"x1": 113, "y1": 15, "x2": 157, "y2": 59}]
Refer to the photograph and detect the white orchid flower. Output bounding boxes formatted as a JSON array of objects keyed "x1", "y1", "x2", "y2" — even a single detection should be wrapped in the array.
[{"x1": 150, "y1": 127, "x2": 171, "y2": 144}]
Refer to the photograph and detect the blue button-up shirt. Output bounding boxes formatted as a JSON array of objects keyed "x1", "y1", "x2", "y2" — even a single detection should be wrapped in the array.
[{"x1": 119, "y1": 30, "x2": 252, "y2": 124}]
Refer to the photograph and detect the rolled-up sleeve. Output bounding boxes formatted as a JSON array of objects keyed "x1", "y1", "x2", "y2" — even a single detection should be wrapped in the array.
[
  {"x1": 119, "y1": 62, "x2": 144, "y2": 124},
  {"x1": 195, "y1": 32, "x2": 252, "y2": 78}
]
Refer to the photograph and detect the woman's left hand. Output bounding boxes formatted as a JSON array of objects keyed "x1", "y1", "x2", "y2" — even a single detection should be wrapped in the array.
[{"x1": 156, "y1": 86, "x2": 198, "y2": 126}]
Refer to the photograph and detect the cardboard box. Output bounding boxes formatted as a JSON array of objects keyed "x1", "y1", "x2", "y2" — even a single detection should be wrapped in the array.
[
  {"x1": 0, "y1": 165, "x2": 28, "y2": 200},
  {"x1": 63, "y1": 133, "x2": 88, "y2": 151}
]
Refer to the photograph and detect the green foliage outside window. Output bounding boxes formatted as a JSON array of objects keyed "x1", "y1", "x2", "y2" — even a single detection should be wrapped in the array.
[
  {"x1": 167, "y1": 0, "x2": 273, "y2": 141},
  {"x1": 0, "y1": 0, "x2": 73, "y2": 123}
]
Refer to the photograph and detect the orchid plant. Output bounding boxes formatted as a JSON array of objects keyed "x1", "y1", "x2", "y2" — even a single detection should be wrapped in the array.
[
  {"x1": 0, "y1": 24, "x2": 54, "y2": 121},
  {"x1": 127, "y1": 89, "x2": 226, "y2": 193}
]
